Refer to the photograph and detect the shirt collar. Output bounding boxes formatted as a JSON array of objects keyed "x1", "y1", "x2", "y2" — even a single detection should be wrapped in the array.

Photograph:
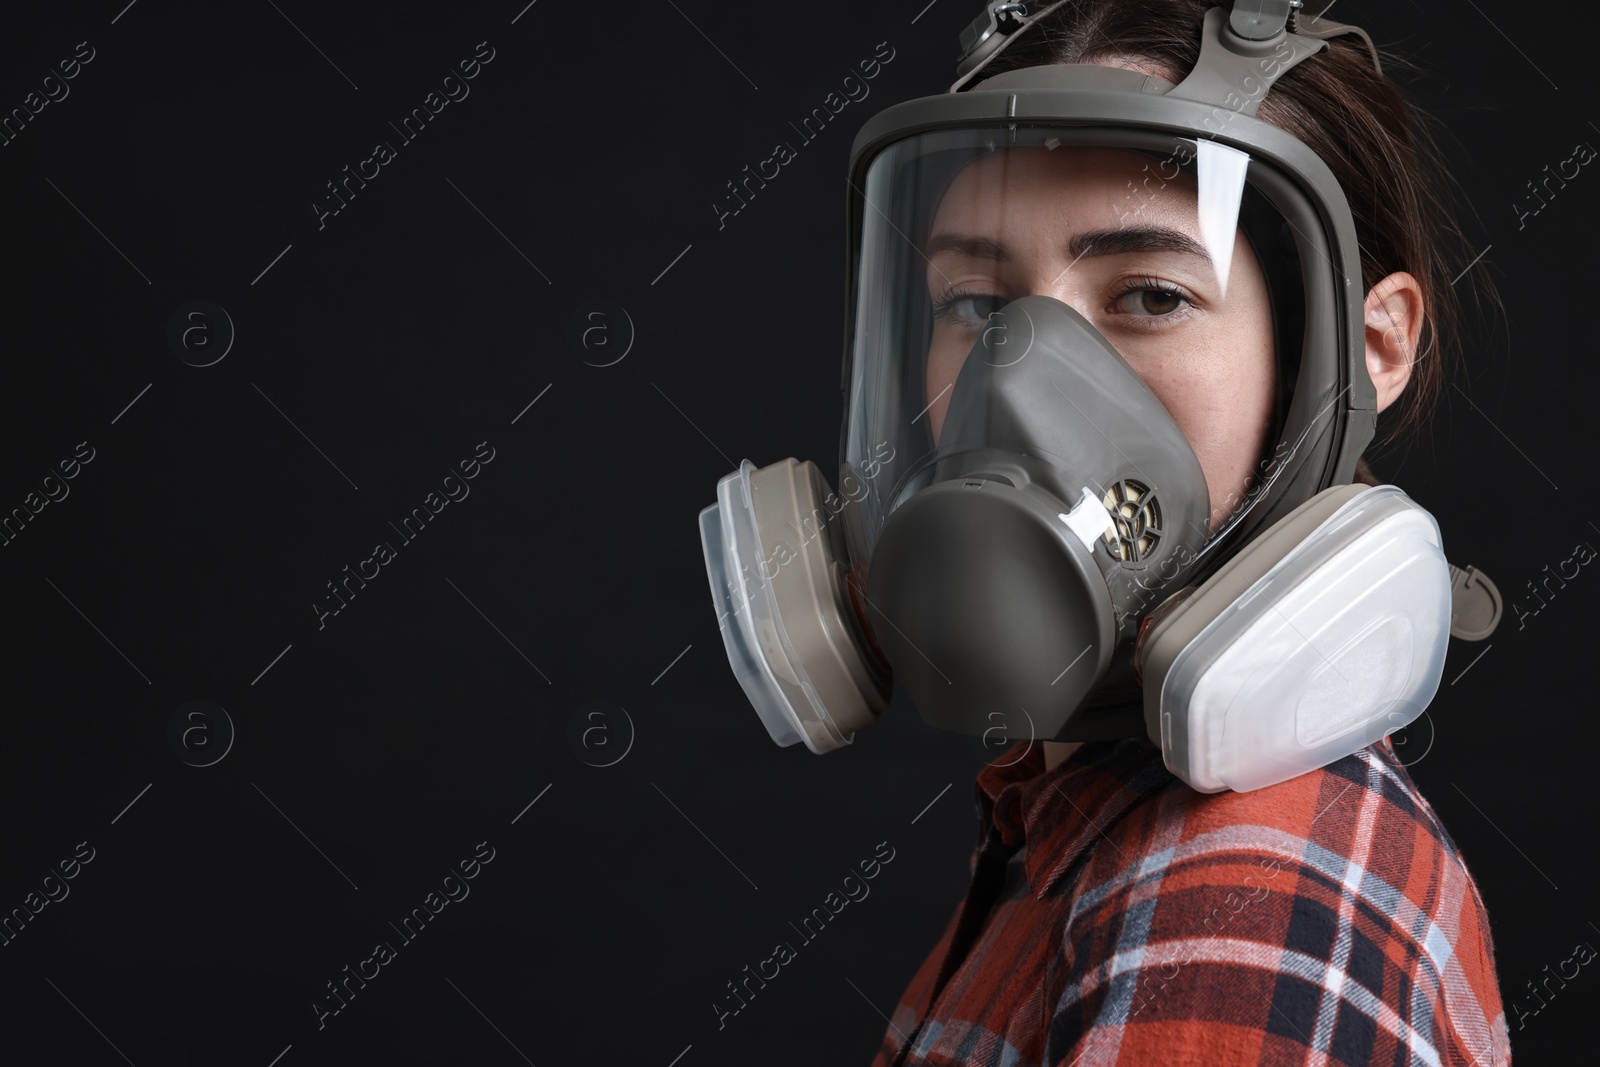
[{"x1": 973, "y1": 738, "x2": 1175, "y2": 899}]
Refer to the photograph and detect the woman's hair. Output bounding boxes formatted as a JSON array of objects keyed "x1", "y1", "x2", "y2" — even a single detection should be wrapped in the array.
[{"x1": 975, "y1": 0, "x2": 1502, "y2": 473}]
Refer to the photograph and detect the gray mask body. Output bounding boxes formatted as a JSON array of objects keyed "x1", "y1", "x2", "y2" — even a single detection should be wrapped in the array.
[{"x1": 866, "y1": 296, "x2": 1210, "y2": 741}]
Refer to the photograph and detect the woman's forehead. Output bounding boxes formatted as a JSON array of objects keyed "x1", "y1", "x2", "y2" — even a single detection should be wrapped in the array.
[{"x1": 932, "y1": 145, "x2": 1200, "y2": 229}]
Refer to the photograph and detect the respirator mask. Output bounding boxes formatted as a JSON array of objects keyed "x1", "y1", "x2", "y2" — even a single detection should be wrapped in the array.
[{"x1": 697, "y1": 1, "x2": 1501, "y2": 792}]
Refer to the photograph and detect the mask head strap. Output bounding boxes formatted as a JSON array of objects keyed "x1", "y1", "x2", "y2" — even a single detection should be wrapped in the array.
[{"x1": 951, "y1": 2, "x2": 1381, "y2": 98}]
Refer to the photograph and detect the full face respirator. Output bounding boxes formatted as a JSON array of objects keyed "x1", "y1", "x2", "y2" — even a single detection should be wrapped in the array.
[{"x1": 698, "y1": 0, "x2": 1502, "y2": 792}]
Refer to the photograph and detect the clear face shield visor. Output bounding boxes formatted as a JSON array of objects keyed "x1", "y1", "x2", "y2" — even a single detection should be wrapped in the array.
[{"x1": 840, "y1": 125, "x2": 1328, "y2": 581}]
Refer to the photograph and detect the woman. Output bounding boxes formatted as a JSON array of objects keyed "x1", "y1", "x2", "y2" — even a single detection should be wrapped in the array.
[
  {"x1": 866, "y1": 4, "x2": 1506, "y2": 1065},
  {"x1": 701, "y1": 1, "x2": 1508, "y2": 1063}
]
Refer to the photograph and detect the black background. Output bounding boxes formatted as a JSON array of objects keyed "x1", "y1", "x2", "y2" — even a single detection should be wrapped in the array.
[{"x1": 0, "y1": 1, "x2": 1595, "y2": 1064}]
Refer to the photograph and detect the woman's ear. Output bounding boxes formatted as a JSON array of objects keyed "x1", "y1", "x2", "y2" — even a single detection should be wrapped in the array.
[{"x1": 1363, "y1": 271, "x2": 1426, "y2": 414}]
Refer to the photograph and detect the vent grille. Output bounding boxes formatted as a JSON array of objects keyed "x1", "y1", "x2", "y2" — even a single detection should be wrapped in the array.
[{"x1": 1102, "y1": 480, "x2": 1161, "y2": 562}]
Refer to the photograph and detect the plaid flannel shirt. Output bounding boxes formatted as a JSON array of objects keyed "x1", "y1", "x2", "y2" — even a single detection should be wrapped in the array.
[{"x1": 869, "y1": 737, "x2": 1509, "y2": 1066}]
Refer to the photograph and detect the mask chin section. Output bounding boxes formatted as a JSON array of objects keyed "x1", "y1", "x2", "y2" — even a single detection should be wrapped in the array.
[
  {"x1": 700, "y1": 459, "x2": 889, "y2": 754},
  {"x1": 864, "y1": 476, "x2": 1119, "y2": 741}
]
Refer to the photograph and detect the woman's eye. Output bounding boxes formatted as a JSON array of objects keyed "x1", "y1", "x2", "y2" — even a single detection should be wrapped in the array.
[
  {"x1": 1111, "y1": 286, "x2": 1191, "y2": 317},
  {"x1": 934, "y1": 291, "x2": 1007, "y2": 324}
]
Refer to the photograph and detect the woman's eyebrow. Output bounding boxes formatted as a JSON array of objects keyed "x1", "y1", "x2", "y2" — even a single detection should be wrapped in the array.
[
  {"x1": 1069, "y1": 226, "x2": 1212, "y2": 264},
  {"x1": 924, "y1": 226, "x2": 1212, "y2": 264},
  {"x1": 924, "y1": 233, "x2": 1009, "y2": 260}
]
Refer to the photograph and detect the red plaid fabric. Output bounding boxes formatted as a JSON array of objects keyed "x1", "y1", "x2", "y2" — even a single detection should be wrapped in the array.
[{"x1": 868, "y1": 737, "x2": 1509, "y2": 1066}]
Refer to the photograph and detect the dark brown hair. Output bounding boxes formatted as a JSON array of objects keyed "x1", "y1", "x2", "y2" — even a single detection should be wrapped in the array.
[{"x1": 976, "y1": 0, "x2": 1501, "y2": 477}]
